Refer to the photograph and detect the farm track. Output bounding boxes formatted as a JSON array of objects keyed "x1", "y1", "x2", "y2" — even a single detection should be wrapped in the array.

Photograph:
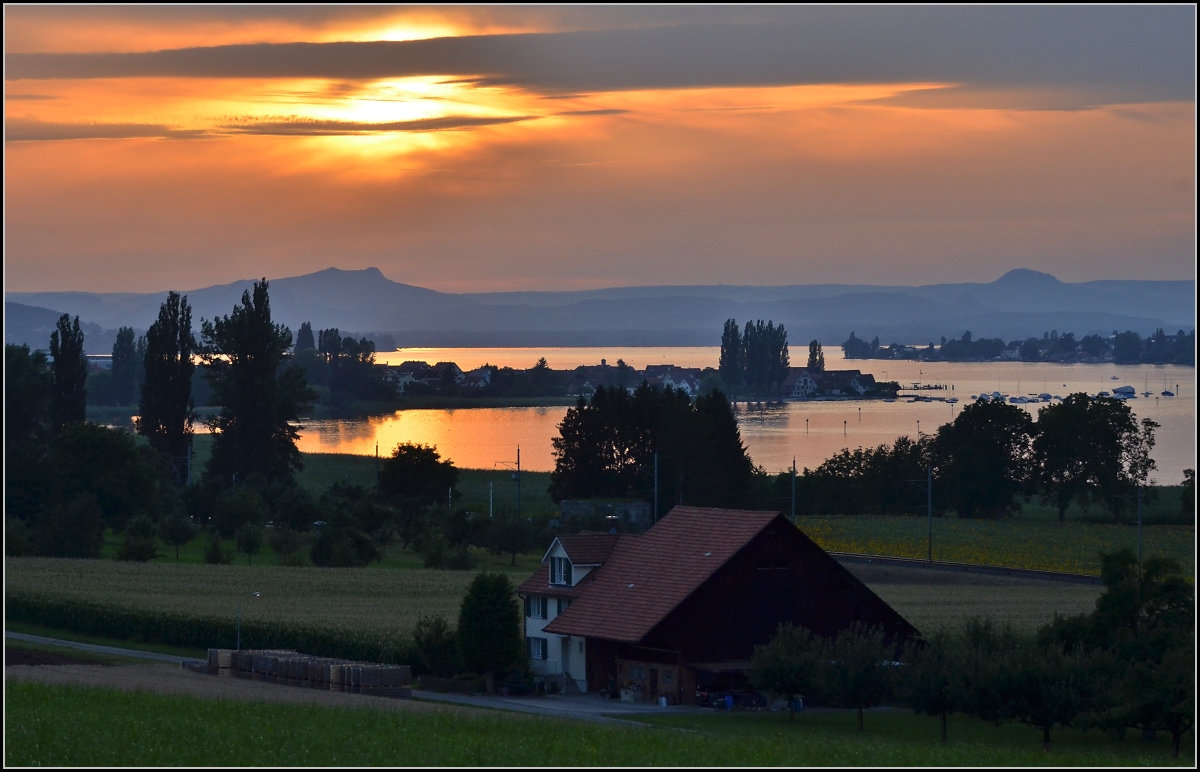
[{"x1": 5, "y1": 662, "x2": 479, "y2": 716}]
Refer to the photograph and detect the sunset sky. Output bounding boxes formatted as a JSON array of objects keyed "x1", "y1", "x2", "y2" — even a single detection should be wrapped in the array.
[{"x1": 4, "y1": 6, "x2": 1195, "y2": 293}]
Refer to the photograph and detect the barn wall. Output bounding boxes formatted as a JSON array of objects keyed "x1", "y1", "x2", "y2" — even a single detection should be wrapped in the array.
[{"x1": 642, "y1": 516, "x2": 918, "y2": 663}]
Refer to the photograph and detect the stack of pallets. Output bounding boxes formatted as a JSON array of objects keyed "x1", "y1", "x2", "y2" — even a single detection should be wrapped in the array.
[{"x1": 205, "y1": 649, "x2": 411, "y2": 699}]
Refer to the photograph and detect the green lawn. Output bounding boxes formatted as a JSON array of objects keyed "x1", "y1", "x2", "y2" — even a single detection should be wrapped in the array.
[{"x1": 5, "y1": 682, "x2": 1190, "y2": 766}]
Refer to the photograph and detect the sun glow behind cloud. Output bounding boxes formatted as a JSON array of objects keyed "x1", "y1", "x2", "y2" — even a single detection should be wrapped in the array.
[{"x1": 4, "y1": 6, "x2": 1193, "y2": 292}]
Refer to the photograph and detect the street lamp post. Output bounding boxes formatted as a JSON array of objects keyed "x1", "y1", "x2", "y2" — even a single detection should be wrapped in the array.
[{"x1": 237, "y1": 591, "x2": 260, "y2": 651}]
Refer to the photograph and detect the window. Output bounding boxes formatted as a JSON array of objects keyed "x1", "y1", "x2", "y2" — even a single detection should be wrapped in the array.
[
  {"x1": 550, "y1": 557, "x2": 573, "y2": 585},
  {"x1": 524, "y1": 596, "x2": 548, "y2": 619},
  {"x1": 527, "y1": 636, "x2": 548, "y2": 660},
  {"x1": 556, "y1": 598, "x2": 572, "y2": 615}
]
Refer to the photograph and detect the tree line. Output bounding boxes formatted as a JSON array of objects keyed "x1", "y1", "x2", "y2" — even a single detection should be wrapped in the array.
[
  {"x1": 843, "y1": 328, "x2": 1195, "y2": 366},
  {"x1": 776, "y1": 395, "x2": 1170, "y2": 522},
  {"x1": 4, "y1": 280, "x2": 550, "y2": 568},
  {"x1": 749, "y1": 548, "x2": 1194, "y2": 755}
]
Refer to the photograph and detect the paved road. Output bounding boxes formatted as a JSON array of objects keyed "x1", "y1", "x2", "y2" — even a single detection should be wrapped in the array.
[
  {"x1": 4, "y1": 631, "x2": 701, "y2": 725},
  {"x1": 6, "y1": 632, "x2": 206, "y2": 665}
]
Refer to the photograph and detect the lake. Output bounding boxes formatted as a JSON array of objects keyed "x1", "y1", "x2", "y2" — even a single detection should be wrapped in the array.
[{"x1": 295, "y1": 347, "x2": 1195, "y2": 483}]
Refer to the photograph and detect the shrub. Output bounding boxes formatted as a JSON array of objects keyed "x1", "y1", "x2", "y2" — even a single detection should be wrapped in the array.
[
  {"x1": 420, "y1": 532, "x2": 477, "y2": 570},
  {"x1": 202, "y1": 532, "x2": 232, "y2": 565},
  {"x1": 212, "y1": 488, "x2": 269, "y2": 538},
  {"x1": 34, "y1": 493, "x2": 105, "y2": 559},
  {"x1": 265, "y1": 526, "x2": 303, "y2": 557},
  {"x1": 115, "y1": 515, "x2": 160, "y2": 562},
  {"x1": 413, "y1": 614, "x2": 458, "y2": 678}
]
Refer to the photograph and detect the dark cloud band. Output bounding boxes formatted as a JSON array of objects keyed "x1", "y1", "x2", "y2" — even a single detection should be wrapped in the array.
[
  {"x1": 7, "y1": 8, "x2": 1194, "y2": 106},
  {"x1": 6, "y1": 118, "x2": 204, "y2": 141},
  {"x1": 219, "y1": 114, "x2": 533, "y2": 135}
]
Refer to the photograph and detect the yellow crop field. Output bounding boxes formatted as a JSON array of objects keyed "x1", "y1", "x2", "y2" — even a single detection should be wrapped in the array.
[{"x1": 796, "y1": 516, "x2": 1195, "y2": 578}]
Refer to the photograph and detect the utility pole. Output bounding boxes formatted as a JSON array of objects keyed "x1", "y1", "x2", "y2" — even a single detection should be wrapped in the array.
[
  {"x1": 489, "y1": 480, "x2": 493, "y2": 518},
  {"x1": 653, "y1": 451, "x2": 659, "y2": 524},
  {"x1": 515, "y1": 446, "x2": 521, "y2": 515},
  {"x1": 375, "y1": 442, "x2": 380, "y2": 490},
  {"x1": 791, "y1": 456, "x2": 796, "y2": 522},
  {"x1": 1137, "y1": 485, "x2": 1143, "y2": 571},
  {"x1": 927, "y1": 463, "x2": 933, "y2": 562}
]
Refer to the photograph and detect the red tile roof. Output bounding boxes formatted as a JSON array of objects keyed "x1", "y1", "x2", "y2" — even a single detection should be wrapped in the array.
[
  {"x1": 554, "y1": 533, "x2": 621, "y2": 565},
  {"x1": 515, "y1": 562, "x2": 585, "y2": 599},
  {"x1": 542, "y1": 507, "x2": 777, "y2": 642}
]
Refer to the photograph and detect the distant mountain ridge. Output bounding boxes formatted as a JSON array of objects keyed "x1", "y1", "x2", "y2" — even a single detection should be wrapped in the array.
[{"x1": 6, "y1": 268, "x2": 1194, "y2": 351}]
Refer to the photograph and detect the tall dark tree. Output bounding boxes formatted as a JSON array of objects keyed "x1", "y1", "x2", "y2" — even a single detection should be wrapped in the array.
[
  {"x1": 457, "y1": 572, "x2": 523, "y2": 693},
  {"x1": 139, "y1": 292, "x2": 197, "y2": 486},
  {"x1": 379, "y1": 443, "x2": 459, "y2": 504},
  {"x1": 5, "y1": 344, "x2": 54, "y2": 523},
  {"x1": 201, "y1": 279, "x2": 315, "y2": 487},
  {"x1": 1034, "y1": 394, "x2": 1158, "y2": 521},
  {"x1": 549, "y1": 384, "x2": 753, "y2": 511},
  {"x1": 111, "y1": 327, "x2": 140, "y2": 406},
  {"x1": 295, "y1": 321, "x2": 315, "y2": 353},
  {"x1": 719, "y1": 319, "x2": 743, "y2": 396},
  {"x1": 5, "y1": 344, "x2": 52, "y2": 452},
  {"x1": 49, "y1": 314, "x2": 87, "y2": 431},
  {"x1": 807, "y1": 339, "x2": 825, "y2": 372},
  {"x1": 929, "y1": 398, "x2": 1035, "y2": 518}
]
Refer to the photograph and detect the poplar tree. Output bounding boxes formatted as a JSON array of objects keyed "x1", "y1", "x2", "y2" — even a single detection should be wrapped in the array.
[
  {"x1": 111, "y1": 326, "x2": 140, "y2": 406},
  {"x1": 49, "y1": 314, "x2": 87, "y2": 432},
  {"x1": 201, "y1": 279, "x2": 314, "y2": 487},
  {"x1": 139, "y1": 292, "x2": 196, "y2": 486}
]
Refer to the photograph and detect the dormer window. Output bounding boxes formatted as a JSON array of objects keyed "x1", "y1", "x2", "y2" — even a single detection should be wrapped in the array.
[{"x1": 550, "y1": 556, "x2": 573, "y2": 585}]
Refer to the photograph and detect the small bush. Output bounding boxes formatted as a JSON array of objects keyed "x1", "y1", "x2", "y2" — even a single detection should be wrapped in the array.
[
  {"x1": 202, "y1": 532, "x2": 232, "y2": 565},
  {"x1": 115, "y1": 515, "x2": 159, "y2": 562},
  {"x1": 413, "y1": 614, "x2": 458, "y2": 677},
  {"x1": 420, "y1": 532, "x2": 477, "y2": 570},
  {"x1": 265, "y1": 525, "x2": 303, "y2": 557}
]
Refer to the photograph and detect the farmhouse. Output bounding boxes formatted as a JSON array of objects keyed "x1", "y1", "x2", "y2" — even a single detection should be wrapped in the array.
[{"x1": 517, "y1": 507, "x2": 918, "y2": 704}]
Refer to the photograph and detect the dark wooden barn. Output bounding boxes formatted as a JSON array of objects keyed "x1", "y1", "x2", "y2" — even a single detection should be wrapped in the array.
[{"x1": 517, "y1": 506, "x2": 919, "y2": 705}]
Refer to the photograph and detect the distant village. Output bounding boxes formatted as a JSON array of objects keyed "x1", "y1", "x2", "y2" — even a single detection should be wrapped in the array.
[{"x1": 374, "y1": 358, "x2": 892, "y2": 401}]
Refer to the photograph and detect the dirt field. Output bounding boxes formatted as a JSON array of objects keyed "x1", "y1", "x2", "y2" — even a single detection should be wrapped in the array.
[{"x1": 5, "y1": 663, "x2": 479, "y2": 715}]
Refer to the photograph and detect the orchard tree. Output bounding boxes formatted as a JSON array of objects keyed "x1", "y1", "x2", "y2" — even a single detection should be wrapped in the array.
[
  {"x1": 49, "y1": 314, "x2": 87, "y2": 431},
  {"x1": 826, "y1": 623, "x2": 892, "y2": 731},
  {"x1": 201, "y1": 280, "x2": 314, "y2": 487},
  {"x1": 750, "y1": 623, "x2": 826, "y2": 721},
  {"x1": 897, "y1": 630, "x2": 959, "y2": 742},
  {"x1": 139, "y1": 292, "x2": 197, "y2": 485}
]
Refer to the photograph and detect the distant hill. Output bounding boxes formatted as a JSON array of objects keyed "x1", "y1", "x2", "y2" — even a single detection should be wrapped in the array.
[
  {"x1": 6, "y1": 268, "x2": 1194, "y2": 350},
  {"x1": 5, "y1": 302, "x2": 108, "y2": 353}
]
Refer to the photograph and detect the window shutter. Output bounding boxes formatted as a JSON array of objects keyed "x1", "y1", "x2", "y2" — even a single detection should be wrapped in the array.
[
  {"x1": 540, "y1": 638, "x2": 548, "y2": 660},
  {"x1": 540, "y1": 597, "x2": 548, "y2": 618},
  {"x1": 565, "y1": 562, "x2": 572, "y2": 585},
  {"x1": 524, "y1": 596, "x2": 531, "y2": 618}
]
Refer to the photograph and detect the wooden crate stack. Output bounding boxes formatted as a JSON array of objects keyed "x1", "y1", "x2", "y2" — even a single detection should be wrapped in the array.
[{"x1": 205, "y1": 649, "x2": 411, "y2": 699}]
